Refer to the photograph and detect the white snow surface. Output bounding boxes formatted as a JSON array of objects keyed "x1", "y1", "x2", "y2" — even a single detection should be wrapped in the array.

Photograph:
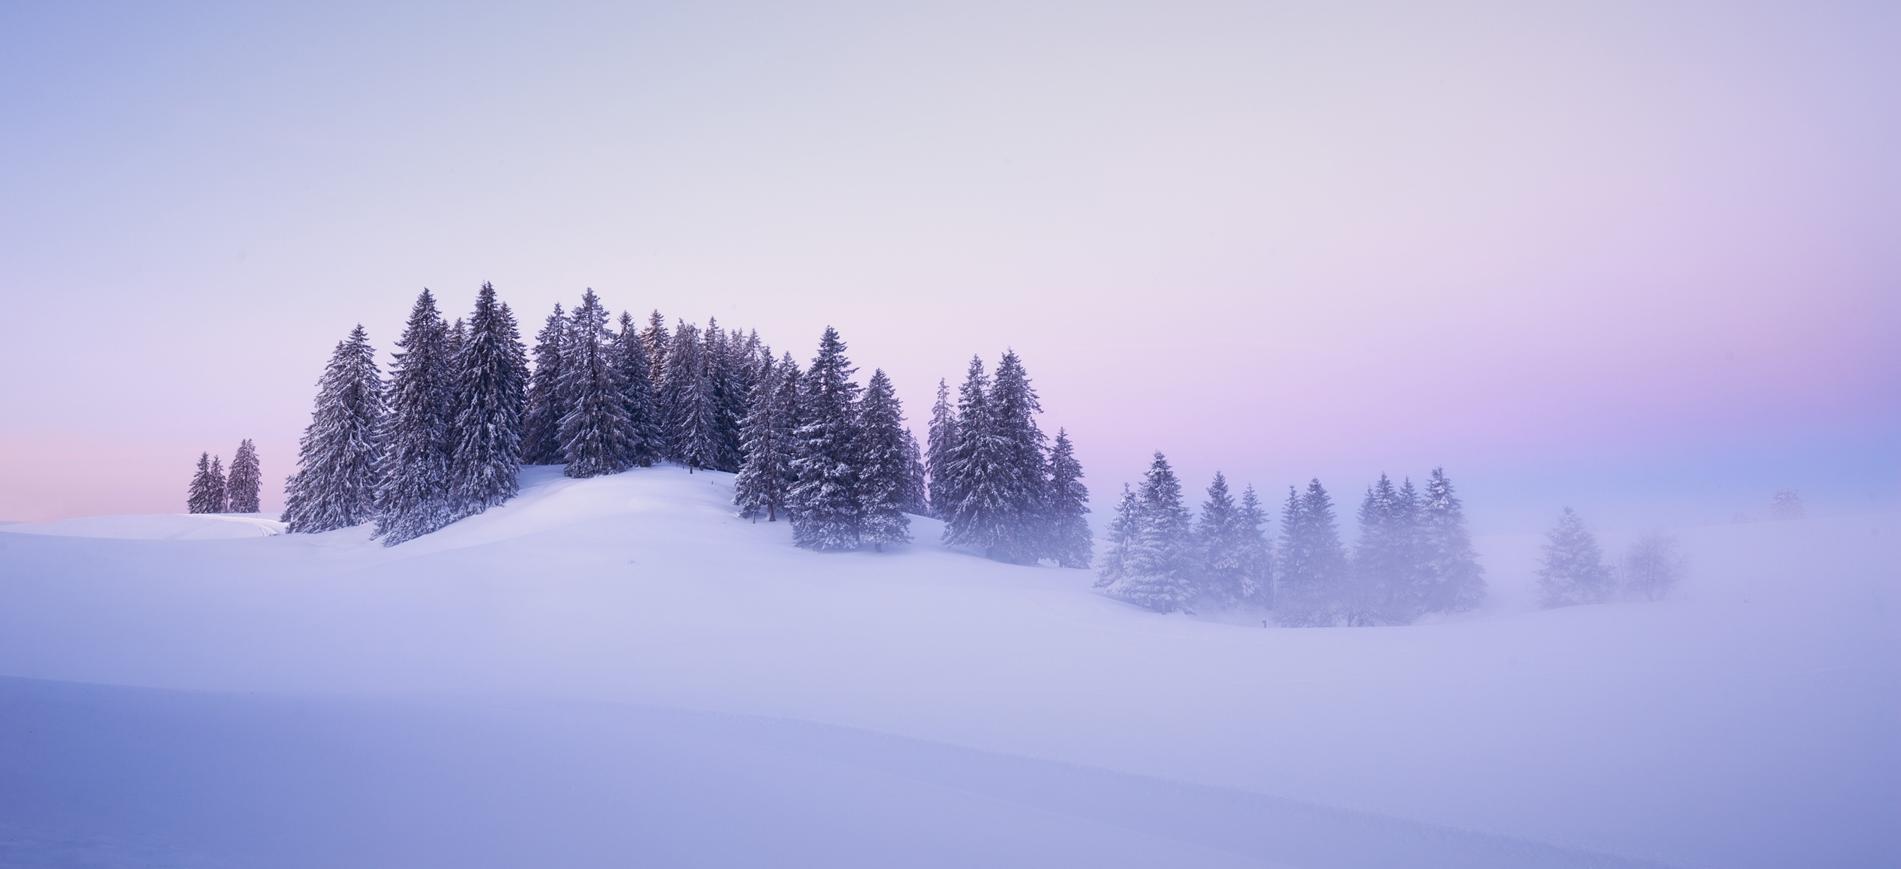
[
  {"x1": 0, "y1": 512, "x2": 284, "y2": 540},
  {"x1": 0, "y1": 466, "x2": 1894, "y2": 868}
]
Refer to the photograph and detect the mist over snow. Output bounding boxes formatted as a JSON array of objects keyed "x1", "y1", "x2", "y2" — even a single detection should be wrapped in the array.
[{"x1": 2, "y1": 466, "x2": 1894, "y2": 868}]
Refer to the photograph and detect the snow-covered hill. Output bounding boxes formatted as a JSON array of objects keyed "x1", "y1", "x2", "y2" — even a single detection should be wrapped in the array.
[{"x1": 0, "y1": 466, "x2": 1894, "y2": 868}]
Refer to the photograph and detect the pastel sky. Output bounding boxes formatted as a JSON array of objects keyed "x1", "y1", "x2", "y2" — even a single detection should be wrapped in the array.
[{"x1": 2, "y1": 1, "x2": 1896, "y2": 532}]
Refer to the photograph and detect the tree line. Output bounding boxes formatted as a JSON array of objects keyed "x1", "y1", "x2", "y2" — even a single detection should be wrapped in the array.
[{"x1": 184, "y1": 439, "x2": 262, "y2": 514}]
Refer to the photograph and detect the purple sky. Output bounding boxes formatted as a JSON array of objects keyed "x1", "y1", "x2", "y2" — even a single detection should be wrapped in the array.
[{"x1": 2, "y1": 1, "x2": 1896, "y2": 531}]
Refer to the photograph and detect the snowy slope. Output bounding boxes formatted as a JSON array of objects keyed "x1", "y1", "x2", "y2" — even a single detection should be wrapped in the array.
[
  {"x1": 0, "y1": 466, "x2": 1894, "y2": 868},
  {"x1": 0, "y1": 512, "x2": 284, "y2": 540}
]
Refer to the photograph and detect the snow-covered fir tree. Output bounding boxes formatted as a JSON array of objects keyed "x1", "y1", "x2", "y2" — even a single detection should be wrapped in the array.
[
  {"x1": 923, "y1": 378, "x2": 957, "y2": 519},
  {"x1": 734, "y1": 352, "x2": 797, "y2": 522},
  {"x1": 983, "y1": 350, "x2": 1050, "y2": 563},
  {"x1": 225, "y1": 439, "x2": 261, "y2": 514},
  {"x1": 1194, "y1": 472, "x2": 1246, "y2": 608},
  {"x1": 613, "y1": 311, "x2": 663, "y2": 467},
  {"x1": 901, "y1": 429, "x2": 929, "y2": 516},
  {"x1": 207, "y1": 455, "x2": 228, "y2": 513},
  {"x1": 641, "y1": 311, "x2": 672, "y2": 448},
  {"x1": 854, "y1": 369, "x2": 912, "y2": 551},
  {"x1": 1538, "y1": 507, "x2": 1613, "y2": 607},
  {"x1": 703, "y1": 319, "x2": 747, "y2": 472},
  {"x1": 667, "y1": 321, "x2": 721, "y2": 470},
  {"x1": 282, "y1": 325, "x2": 384, "y2": 533},
  {"x1": 521, "y1": 304, "x2": 568, "y2": 465},
  {"x1": 186, "y1": 452, "x2": 218, "y2": 513},
  {"x1": 448, "y1": 283, "x2": 529, "y2": 516},
  {"x1": 1093, "y1": 484, "x2": 1140, "y2": 588},
  {"x1": 1236, "y1": 484, "x2": 1273, "y2": 607},
  {"x1": 1414, "y1": 468, "x2": 1485, "y2": 613},
  {"x1": 1348, "y1": 474, "x2": 1408, "y2": 625},
  {"x1": 374, "y1": 288, "x2": 456, "y2": 545},
  {"x1": 1043, "y1": 428, "x2": 1092, "y2": 568},
  {"x1": 1277, "y1": 479, "x2": 1348, "y2": 626},
  {"x1": 941, "y1": 356, "x2": 1007, "y2": 555},
  {"x1": 787, "y1": 327, "x2": 863, "y2": 551},
  {"x1": 557, "y1": 289, "x2": 637, "y2": 478},
  {"x1": 1109, "y1": 452, "x2": 1196, "y2": 613}
]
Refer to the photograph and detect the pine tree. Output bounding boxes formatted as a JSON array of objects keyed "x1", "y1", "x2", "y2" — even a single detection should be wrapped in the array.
[
  {"x1": 557, "y1": 289, "x2": 637, "y2": 478},
  {"x1": 924, "y1": 378, "x2": 957, "y2": 519},
  {"x1": 1194, "y1": 472, "x2": 1245, "y2": 608},
  {"x1": 901, "y1": 429, "x2": 929, "y2": 515},
  {"x1": 448, "y1": 283, "x2": 529, "y2": 516},
  {"x1": 735, "y1": 352, "x2": 796, "y2": 521},
  {"x1": 283, "y1": 325, "x2": 384, "y2": 533},
  {"x1": 207, "y1": 455, "x2": 228, "y2": 513},
  {"x1": 1237, "y1": 484, "x2": 1273, "y2": 607},
  {"x1": 942, "y1": 356, "x2": 1016, "y2": 558},
  {"x1": 788, "y1": 327, "x2": 863, "y2": 551},
  {"x1": 521, "y1": 304, "x2": 568, "y2": 464},
  {"x1": 666, "y1": 321, "x2": 720, "y2": 469},
  {"x1": 1277, "y1": 479, "x2": 1348, "y2": 626},
  {"x1": 186, "y1": 452, "x2": 217, "y2": 513},
  {"x1": 855, "y1": 369, "x2": 912, "y2": 550},
  {"x1": 1044, "y1": 429, "x2": 1092, "y2": 568},
  {"x1": 613, "y1": 311, "x2": 663, "y2": 467},
  {"x1": 1094, "y1": 484, "x2": 1140, "y2": 588},
  {"x1": 985, "y1": 350, "x2": 1049, "y2": 563},
  {"x1": 641, "y1": 311, "x2": 672, "y2": 449},
  {"x1": 1415, "y1": 468, "x2": 1485, "y2": 613},
  {"x1": 225, "y1": 439, "x2": 262, "y2": 513},
  {"x1": 702, "y1": 319, "x2": 746, "y2": 471},
  {"x1": 1110, "y1": 452, "x2": 1196, "y2": 613},
  {"x1": 374, "y1": 288, "x2": 457, "y2": 545},
  {"x1": 1348, "y1": 474, "x2": 1406, "y2": 625},
  {"x1": 1538, "y1": 507, "x2": 1613, "y2": 607},
  {"x1": 1621, "y1": 532, "x2": 1684, "y2": 602}
]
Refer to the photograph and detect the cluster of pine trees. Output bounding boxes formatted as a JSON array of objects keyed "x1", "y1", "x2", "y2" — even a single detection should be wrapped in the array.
[
  {"x1": 1536, "y1": 508, "x2": 1684, "y2": 606},
  {"x1": 1097, "y1": 456, "x2": 1485, "y2": 625},
  {"x1": 185, "y1": 440, "x2": 261, "y2": 514},
  {"x1": 922, "y1": 352, "x2": 1092, "y2": 566}
]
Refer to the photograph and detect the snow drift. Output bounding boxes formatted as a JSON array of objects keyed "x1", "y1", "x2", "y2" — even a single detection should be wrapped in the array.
[{"x1": 0, "y1": 466, "x2": 1893, "y2": 868}]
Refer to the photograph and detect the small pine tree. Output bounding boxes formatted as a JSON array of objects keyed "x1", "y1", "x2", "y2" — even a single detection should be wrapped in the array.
[
  {"x1": 1110, "y1": 452, "x2": 1196, "y2": 613},
  {"x1": 207, "y1": 455, "x2": 228, "y2": 513},
  {"x1": 787, "y1": 327, "x2": 863, "y2": 551},
  {"x1": 186, "y1": 452, "x2": 217, "y2": 513},
  {"x1": 1277, "y1": 479, "x2": 1348, "y2": 626},
  {"x1": 1348, "y1": 474, "x2": 1406, "y2": 626},
  {"x1": 282, "y1": 325, "x2": 385, "y2": 533},
  {"x1": 225, "y1": 439, "x2": 262, "y2": 513},
  {"x1": 557, "y1": 289, "x2": 637, "y2": 478},
  {"x1": 1538, "y1": 508, "x2": 1613, "y2": 607},
  {"x1": 1237, "y1": 484, "x2": 1273, "y2": 607},
  {"x1": 1415, "y1": 468, "x2": 1485, "y2": 613},
  {"x1": 1044, "y1": 429, "x2": 1092, "y2": 568},
  {"x1": 855, "y1": 369, "x2": 912, "y2": 551},
  {"x1": 448, "y1": 283, "x2": 529, "y2": 516},
  {"x1": 901, "y1": 428, "x2": 929, "y2": 516},
  {"x1": 521, "y1": 304, "x2": 569, "y2": 465},
  {"x1": 374, "y1": 289, "x2": 457, "y2": 544},
  {"x1": 924, "y1": 378, "x2": 957, "y2": 519},
  {"x1": 1094, "y1": 484, "x2": 1140, "y2": 588},
  {"x1": 734, "y1": 352, "x2": 797, "y2": 521},
  {"x1": 1194, "y1": 472, "x2": 1245, "y2": 608},
  {"x1": 1621, "y1": 532, "x2": 1685, "y2": 601}
]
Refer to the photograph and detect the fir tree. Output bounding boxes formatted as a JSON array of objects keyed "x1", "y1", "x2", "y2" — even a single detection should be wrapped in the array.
[
  {"x1": 283, "y1": 325, "x2": 384, "y2": 533},
  {"x1": 1277, "y1": 479, "x2": 1348, "y2": 626},
  {"x1": 374, "y1": 288, "x2": 456, "y2": 545},
  {"x1": 787, "y1": 327, "x2": 863, "y2": 551},
  {"x1": 1110, "y1": 452, "x2": 1196, "y2": 613},
  {"x1": 1194, "y1": 472, "x2": 1246, "y2": 608},
  {"x1": 557, "y1": 289, "x2": 637, "y2": 478},
  {"x1": 448, "y1": 283, "x2": 529, "y2": 516},
  {"x1": 186, "y1": 452, "x2": 217, "y2": 514},
  {"x1": 735, "y1": 352, "x2": 796, "y2": 521},
  {"x1": 1237, "y1": 484, "x2": 1273, "y2": 607},
  {"x1": 641, "y1": 311, "x2": 672, "y2": 448},
  {"x1": 901, "y1": 429, "x2": 929, "y2": 516},
  {"x1": 521, "y1": 304, "x2": 569, "y2": 464},
  {"x1": 1621, "y1": 532, "x2": 1685, "y2": 602},
  {"x1": 855, "y1": 369, "x2": 912, "y2": 550},
  {"x1": 984, "y1": 350, "x2": 1049, "y2": 563},
  {"x1": 942, "y1": 356, "x2": 1014, "y2": 558},
  {"x1": 225, "y1": 439, "x2": 262, "y2": 513},
  {"x1": 924, "y1": 378, "x2": 957, "y2": 519},
  {"x1": 613, "y1": 311, "x2": 663, "y2": 467},
  {"x1": 703, "y1": 319, "x2": 746, "y2": 471},
  {"x1": 1044, "y1": 428, "x2": 1092, "y2": 568},
  {"x1": 1094, "y1": 484, "x2": 1140, "y2": 588},
  {"x1": 1538, "y1": 507, "x2": 1613, "y2": 607},
  {"x1": 207, "y1": 455, "x2": 228, "y2": 513},
  {"x1": 1348, "y1": 474, "x2": 1406, "y2": 625},
  {"x1": 666, "y1": 321, "x2": 720, "y2": 469},
  {"x1": 1415, "y1": 468, "x2": 1485, "y2": 613}
]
